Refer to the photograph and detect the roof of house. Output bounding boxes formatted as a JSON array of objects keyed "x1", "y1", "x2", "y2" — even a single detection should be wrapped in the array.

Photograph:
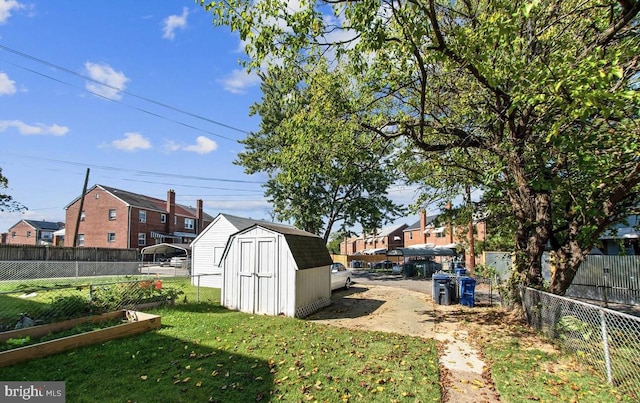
[
  {"x1": 405, "y1": 214, "x2": 438, "y2": 231},
  {"x1": 10, "y1": 220, "x2": 62, "y2": 231},
  {"x1": 65, "y1": 184, "x2": 214, "y2": 221},
  {"x1": 231, "y1": 223, "x2": 333, "y2": 270}
]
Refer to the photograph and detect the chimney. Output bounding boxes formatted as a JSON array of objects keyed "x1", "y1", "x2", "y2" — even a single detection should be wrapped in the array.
[
  {"x1": 167, "y1": 189, "x2": 176, "y2": 232},
  {"x1": 196, "y1": 199, "x2": 203, "y2": 233},
  {"x1": 419, "y1": 209, "x2": 427, "y2": 244}
]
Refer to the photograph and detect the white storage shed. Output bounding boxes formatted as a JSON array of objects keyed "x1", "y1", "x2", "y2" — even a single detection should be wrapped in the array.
[
  {"x1": 190, "y1": 214, "x2": 283, "y2": 288},
  {"x1": 221, "y1": 223, "x2": 333, "y2": 318}
]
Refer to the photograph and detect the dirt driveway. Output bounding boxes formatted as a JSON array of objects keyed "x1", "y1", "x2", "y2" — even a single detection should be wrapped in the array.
[{"x1": 307, "y1": 271, "x2": 502, "y2": 403}]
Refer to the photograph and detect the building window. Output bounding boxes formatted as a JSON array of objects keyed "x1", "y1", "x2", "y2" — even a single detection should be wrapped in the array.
[
  {"x1": 78, "y1": 234, "x2": 85, "y2": 246},
  {"x1": 185, "y1": 218, "x2": 194, "y2": 229},
  {"x1": 95, "y1": 193, "x2": 99, "y2": 199},
  {"x1": 174, "y1": 216, "x2": 177, "y2": 225},
  {"x1": 11, "y1": 232, "x2": 15, "y2": 238},
  {"x1": 80, "y1": 211, "x2": 86, "y2": 221},
  {"x1": 409, "y1": 233, "x2": 413, "y2": 240},
  {"x1": 161, "y1": 214, "x2": 166, "y2": 223},
  {"x1": 26, "y1": 231, "x2": 31, "y2": 238},
  {"x1": 107, "y1": 233, "x2": 116, "y2": 243},
  {"x1": 139, "y1": 210, "x2": 147, "y2": 223},
  {"x1": 109, "y1": 209, "x2": 116, "y2": 220},
  {"x1": 138, "y1": 233, "x2": 146, "y2": 246}
]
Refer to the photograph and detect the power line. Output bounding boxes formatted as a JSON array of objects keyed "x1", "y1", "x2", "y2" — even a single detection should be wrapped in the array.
[
  {"x1": 0, "y1": 43, "x2": 252, "y2": 139},
  {"x1": 1, "y1": 153, "x2": 266, "y2": 185}
]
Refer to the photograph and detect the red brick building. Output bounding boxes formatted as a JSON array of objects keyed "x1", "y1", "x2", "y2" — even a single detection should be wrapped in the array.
[
  {"x1": 5, "y1": 220, "x2": 63, "y2": 246},
  {"x1": 64, "y1": 185, "x2": 213, "y2": 250},
  {"x1": 340, "y1": 223, "x2": 408, "y2": 255}
]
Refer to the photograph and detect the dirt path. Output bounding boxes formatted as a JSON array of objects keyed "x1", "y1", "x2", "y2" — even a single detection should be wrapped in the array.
[{"x1": 307, "y1": 277, "x2": 501, "y2": 402}]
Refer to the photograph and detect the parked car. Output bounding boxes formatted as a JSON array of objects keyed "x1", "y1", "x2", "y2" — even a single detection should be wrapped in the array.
[
  {"x1": 331, "y1": 262, "x2": 352, "y2": 290},
  {"x1": 169, "y1": 256, "x2": 187, "y2": 267}
]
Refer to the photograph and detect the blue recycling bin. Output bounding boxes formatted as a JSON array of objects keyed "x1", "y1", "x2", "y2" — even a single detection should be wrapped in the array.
[
  {"x1": 459, "y1": 276, "x2": 476, "y2": 307},
  {"x1": 454, "y1": 267, "x2": 466, "y2": 276},
  {"x1": 432, "y1": 273, "x2": 454, "y2": 305}
]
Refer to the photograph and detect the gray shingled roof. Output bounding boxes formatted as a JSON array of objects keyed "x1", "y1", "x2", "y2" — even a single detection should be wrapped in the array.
[
  {"x1": 92, "y1": 185, "x2": 213, "y2": 221},
  {"x1": 246, "y1": 223, "x2": 333, "y2": 270}
]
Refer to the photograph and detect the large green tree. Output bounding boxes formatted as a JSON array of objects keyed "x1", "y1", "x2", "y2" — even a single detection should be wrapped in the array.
[
  {"x1": 237, "y1": 63, "x2": 405, "y2": 241},
  {"x1": 0, "y1": 168, "x2": 25, "y2": 213},
  {"x1": 201, "y1": 0, "x2": 640, "y2": 296}
]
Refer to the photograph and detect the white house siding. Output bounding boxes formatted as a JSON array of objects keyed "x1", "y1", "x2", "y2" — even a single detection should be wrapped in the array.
[{"x1": 191, "y1": 216, "x2": 239, "y2": 288}]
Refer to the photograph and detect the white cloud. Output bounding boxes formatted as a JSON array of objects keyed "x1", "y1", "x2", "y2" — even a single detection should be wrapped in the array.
[
  {"x1": 0, "y1": 120, "x2": 68, "y2": 136},
  {"x1": 111, "y1": 132, "x2": 152, "y2": 151},
  {"x1": 84, "y1": 62, "x2": 129, "y2": 100},
  {"x1": 219, "y1": 69, "x2": 261, "y2": 94},
  {"x1": 162, "y1": 136, "x2": 218, "y2": 154},
  {"x1": 162, "y1": 7, "x2": 188, "y2": 40},
  {"x1": 0, "y1": 0, "x2": 23, "y2": 24},
  {"x1": 0, "y1": 71, "x2": 16, "y2": 95},
  {"x1": 162, "y1": 140, "x2": 181, "y2": 152},
  {"x1": 183, "y1": 136, "x2": 217, "y2": 154}
]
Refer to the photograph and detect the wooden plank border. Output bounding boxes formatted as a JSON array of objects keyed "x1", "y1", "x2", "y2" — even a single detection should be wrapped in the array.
[{"x1": 0, "y1": 310, "x2": 161, "y2": 367}]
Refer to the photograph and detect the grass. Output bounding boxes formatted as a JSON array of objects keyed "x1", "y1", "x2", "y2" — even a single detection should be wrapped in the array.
[
  {"x1": 0, "y1": 279, "x2": 635, "y2": 402},
  {"x1": 467, "y1": 310, "x2": 636, "y2": 402},
  {"x1": 0, "y1": 304, "x2": 441, "y2": 402}
]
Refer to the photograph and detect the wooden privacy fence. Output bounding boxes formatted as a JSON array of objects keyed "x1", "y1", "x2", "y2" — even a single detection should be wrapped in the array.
[{"x1": 0, "y1": 244, "x2": 138, "y2": 261}]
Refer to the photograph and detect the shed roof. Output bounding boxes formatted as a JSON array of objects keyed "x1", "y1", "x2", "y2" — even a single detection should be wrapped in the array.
[{"x1": 231, "y1": 223, "x2": 333, "y2": 270}]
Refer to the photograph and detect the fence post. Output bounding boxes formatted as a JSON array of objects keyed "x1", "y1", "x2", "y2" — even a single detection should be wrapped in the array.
[
  {"x1": 75, "y1": 261, "x2": 79, "y2": 280},
  {"x1": 197, "y1": 275, "x2": 201, "y2": 303},
  {"x1": 603, "y1": 266, "x2": 609, "y2": 308},
  {"x1": 600, "y1": 310, "x2": 613, "y2": 384}
]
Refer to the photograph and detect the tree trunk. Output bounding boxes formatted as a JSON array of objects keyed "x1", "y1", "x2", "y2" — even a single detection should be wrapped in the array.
[
  {"x1": 549, "y1": 238, "x2": 587, "y2": 295},
  {"x1": 509, "y1": 184, "x2": 552, "y2": 302}
]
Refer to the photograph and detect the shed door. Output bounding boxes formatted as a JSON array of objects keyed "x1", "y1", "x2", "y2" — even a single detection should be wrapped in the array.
[{"x1": 238, "y1": 237, "x2": 276, "y2": 315}]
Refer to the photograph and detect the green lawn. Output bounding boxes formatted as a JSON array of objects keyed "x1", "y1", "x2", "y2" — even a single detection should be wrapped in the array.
[
  {"x1": 0, "y1": 303, "x2": 441, "y2": 402},
  {"x1": 0, "y1": 280, "x2": 633, "y2": 402}
]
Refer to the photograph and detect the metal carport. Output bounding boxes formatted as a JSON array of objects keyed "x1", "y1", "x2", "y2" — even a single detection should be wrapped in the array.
[{"x1": 140, "y1": 243, "x2": 191, "y2": 261}]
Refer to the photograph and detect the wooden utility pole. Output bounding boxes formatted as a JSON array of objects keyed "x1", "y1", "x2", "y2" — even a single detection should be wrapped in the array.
[
  {"x1": 73, "y1": 168, "x2": 90, "y2": 247},
  {"x1": 465, "y1": 184, "x2": 476, "y2": 275}
]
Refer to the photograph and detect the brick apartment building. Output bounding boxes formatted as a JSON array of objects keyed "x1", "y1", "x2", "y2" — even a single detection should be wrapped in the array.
[
  {"x1": 64, "y1": 184, "x2": 213, "y2": 250},
  {"x1": 403, "y1": 210, "x2": 486, "y2": 248},
  {"x1": 340, "y1": 223, "x2": 408, "y2": 255},
  {"x1": 5, "y1": 220, "x2": 63, "y2": 246}
]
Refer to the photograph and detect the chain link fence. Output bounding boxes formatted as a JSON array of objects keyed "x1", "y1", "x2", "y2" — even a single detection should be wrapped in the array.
[
  {"x1": 0, "y1": 260, "x2": 219, "y2": 332},
  {"x1": 521, "y1": 287, "x2": 640, "y2": 399}
]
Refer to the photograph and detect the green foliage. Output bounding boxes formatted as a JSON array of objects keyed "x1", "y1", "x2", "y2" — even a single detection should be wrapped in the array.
[
  {"x1": 201, "y1": 0, "x2": 640, "y2": 296},
  {"x1": 237, "y1": 62, "x2": 405, "y2": 240},
  {"x1": 0, "y1": 167, "x2": 26, "y2": 213},
  {"x1": 90, "y1": 281, "x2": 183, "y2": 313}
]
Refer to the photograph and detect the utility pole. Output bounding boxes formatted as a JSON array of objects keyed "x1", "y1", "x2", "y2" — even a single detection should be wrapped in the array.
[
  {"x1": 466, "y1": 184, "x2": 476, "y2": 275},
  {"x1": 73, "y1": 168, "x2": 90, "y2": 247}
]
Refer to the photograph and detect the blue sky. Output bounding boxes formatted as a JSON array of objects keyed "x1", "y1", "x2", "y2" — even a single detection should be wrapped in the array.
[{"x1": 0, "y1": 0, "x2": 420, "y2": 234}]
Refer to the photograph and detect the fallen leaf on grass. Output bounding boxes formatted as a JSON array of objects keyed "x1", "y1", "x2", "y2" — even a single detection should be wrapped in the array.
[{"x1": 140, "y1": 375, "x2": 148, "y2": 381}]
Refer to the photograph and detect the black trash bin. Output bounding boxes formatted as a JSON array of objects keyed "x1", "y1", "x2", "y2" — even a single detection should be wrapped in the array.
[
  {"x1": 459, "y1": 277, "x2": 477, "y2": 307},
  {"x1": 404, "y1": 263, "x2": 415, "y2": 277},
  {"x1": 432, "y1": 273, "x2": 453, "y2": 305}
]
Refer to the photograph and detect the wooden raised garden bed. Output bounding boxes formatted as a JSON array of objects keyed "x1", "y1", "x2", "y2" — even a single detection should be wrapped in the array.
[{"x1": 0, "y1": 310, "x2": 161, "y2": 367}]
